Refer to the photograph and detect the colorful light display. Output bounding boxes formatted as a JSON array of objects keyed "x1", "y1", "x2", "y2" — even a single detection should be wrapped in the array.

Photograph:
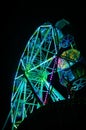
[{"x1": 3, "y1": 19, "x2": 86, "y2": 130}]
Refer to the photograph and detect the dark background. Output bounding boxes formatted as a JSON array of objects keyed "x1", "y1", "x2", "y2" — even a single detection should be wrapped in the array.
[{"x1": 1, "y1": 3, "x2": 86, "y2": 129}]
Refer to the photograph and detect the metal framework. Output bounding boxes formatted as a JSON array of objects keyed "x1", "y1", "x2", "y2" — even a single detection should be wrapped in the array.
[{"x1": 2, "y1": 19, "x2": 86, "y2": 130}]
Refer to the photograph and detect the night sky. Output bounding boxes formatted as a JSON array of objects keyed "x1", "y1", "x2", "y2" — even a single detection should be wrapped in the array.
[{"x1": 1, "y1": 3, "x2": 86, "y2": 129}]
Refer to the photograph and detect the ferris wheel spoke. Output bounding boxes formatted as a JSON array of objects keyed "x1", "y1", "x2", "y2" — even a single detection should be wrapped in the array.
[
  {"x1": 11, "y1": 83, "x2": 27, "y2": 125},
  {"x1": 71, "y1": 77, "x2": 86, "y2": 91},
  {"x1": 43, "y1": 80, "x2": 65, "y2": 101},
  {"x1": 15, "y1": 74, "x2": 24, "y2": 80},
  {"x1": 43, "y1": 39, "x2": 52, "y2": 60},
  {"x1": 25, "y1": 56, "x2": 55, "y2": 73},
  {"x1": 11, "y1": 78, "x2": 25, "y2": 101},
  {"x1": 29, "y1": 29, "x2": 40, "y2": 62},
  {"x1": 31, "y1": 27, "x2": 52, "y2": 62},
  {"x1": 28, "y1": 78, "x2": 45, "y2": 103},
  {"x1": 20, "y1": 59, "x2": 26, "y2": 70}
]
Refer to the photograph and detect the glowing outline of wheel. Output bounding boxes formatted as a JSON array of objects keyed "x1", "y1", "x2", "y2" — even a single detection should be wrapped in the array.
[
  {"x1": 11, "y1": 23, "x2": 65, "y2": 129},
  {"x1": 2, "y1": 19, "x2": 85, "y2": 130}
]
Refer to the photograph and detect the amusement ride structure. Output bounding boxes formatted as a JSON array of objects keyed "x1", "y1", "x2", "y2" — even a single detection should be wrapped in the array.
[{"x1": 2, "y1": 19, "x2": 86, "y2": 130}]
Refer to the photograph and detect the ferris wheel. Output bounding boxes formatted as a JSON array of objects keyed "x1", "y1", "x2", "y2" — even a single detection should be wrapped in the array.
[
  {"x1": 3, "y1": 19, "x2": 86, "y2": 130},
  {"x1": 11, "y1": 21, "x2": 65, "y2": 129}
]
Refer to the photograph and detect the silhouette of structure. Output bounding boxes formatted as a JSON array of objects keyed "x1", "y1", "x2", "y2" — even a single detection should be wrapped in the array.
[{"x1": 2, "y1": 19, "x2": 86, "y2": 130}]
